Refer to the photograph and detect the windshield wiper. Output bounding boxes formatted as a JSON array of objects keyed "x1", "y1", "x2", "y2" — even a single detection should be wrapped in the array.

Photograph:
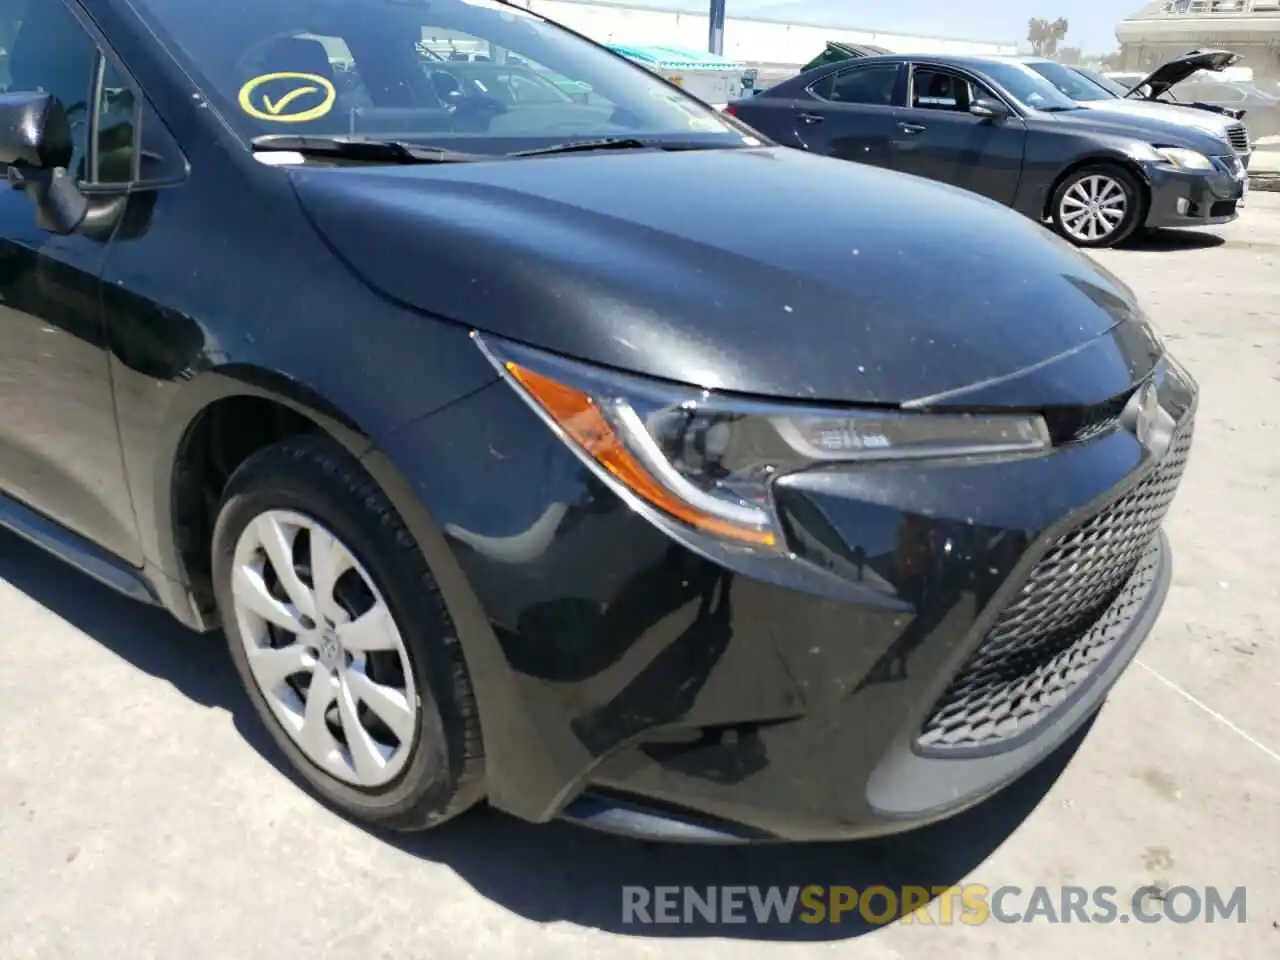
[
  {"x1": 507, "y1": 137, "x2": 722, "y2": 158},
  {"x1": 250, "y1": 134, "x2": 486, "y2": 164},
  {"x1": 1038, "y1": 105, "x2": 1082, "y2": 113}
]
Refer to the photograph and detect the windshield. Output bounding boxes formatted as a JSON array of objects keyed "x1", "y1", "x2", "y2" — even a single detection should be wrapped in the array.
[
  {"x1": 128, "y1": 0, "x2": 745, "y2": 154},
  {"x1": 976, "y1": 61, "x2": 1078, "y2": 111},
  {"x1": 1026, "y1": 61, "x2": 1119, "y2": 101},
  {"x1": 1076, "y1": 69, "x2": 1132, "y2": 98}
]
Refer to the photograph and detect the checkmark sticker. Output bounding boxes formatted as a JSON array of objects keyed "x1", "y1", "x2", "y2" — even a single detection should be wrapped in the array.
[
  {"x1": 262, "y1": 85, "x2": 320, "y2": 116},
  {"x1": 238, "y1": 72, "x2": 337, "y2": 123}
]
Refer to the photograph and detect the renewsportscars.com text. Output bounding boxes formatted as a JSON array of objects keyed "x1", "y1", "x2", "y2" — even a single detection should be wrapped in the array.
[{"x1": 621, "y1": 884, "x2": 1247, "y2": 926}]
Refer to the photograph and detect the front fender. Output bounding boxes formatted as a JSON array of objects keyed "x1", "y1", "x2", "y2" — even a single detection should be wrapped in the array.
[{"x1": 142, "y1": 369, "x2": 378, "y2": 623}]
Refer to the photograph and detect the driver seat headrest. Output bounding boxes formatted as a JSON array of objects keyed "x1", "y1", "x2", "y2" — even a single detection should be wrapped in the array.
[{"x1": 258, "y1": 36, "x2": 336, "y2": 87}]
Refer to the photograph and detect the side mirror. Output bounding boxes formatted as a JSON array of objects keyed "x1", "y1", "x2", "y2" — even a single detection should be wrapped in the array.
[
  {"x1": 0, "y1": 91, "x2": 88, "y2": 235},
  {"x1": 969, "y1": 98, "x2": 1009, "y2": 120},
  {"x1": 0, "y1": 91, "x2": 74, "y2": 168}
]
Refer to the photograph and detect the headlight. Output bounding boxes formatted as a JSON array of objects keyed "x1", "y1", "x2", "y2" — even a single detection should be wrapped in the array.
[
  {"x1": 1154, "y1": 147, "x2": 1213, "y2": 170},
  {"x1": 474, "y1": 335, "x2": 1050, "y2": 551}
]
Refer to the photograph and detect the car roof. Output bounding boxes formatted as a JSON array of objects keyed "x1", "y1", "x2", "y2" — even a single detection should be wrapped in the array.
[
  {"x1": 759, "y1": 51, "x2": 1043, "y2": 98},
  {"x1": 822, "y1": 52, "x2": 1048, "y2": 70}
]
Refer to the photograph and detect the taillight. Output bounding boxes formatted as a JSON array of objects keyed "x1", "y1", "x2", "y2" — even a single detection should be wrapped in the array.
[{"x1": 722, "y1": 103, "x2": 738, "y2": 116}]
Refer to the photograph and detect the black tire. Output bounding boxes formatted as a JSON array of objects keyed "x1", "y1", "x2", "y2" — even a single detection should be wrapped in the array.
[
  {"x1": 212, "y1": 434, "x2": 485, "y2": 831},
  {"x1": 1050, "y1": 163, "x2": 1145, "y2": 249}
]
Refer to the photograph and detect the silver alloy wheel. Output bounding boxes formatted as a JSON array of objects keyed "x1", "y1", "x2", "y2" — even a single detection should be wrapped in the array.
[
  {"x1": 231, "y1": 509, "x2": 418, "y2": 788},
  {"x1": 1059, "y1": 174, "x2": 1128, "y2": 243}
]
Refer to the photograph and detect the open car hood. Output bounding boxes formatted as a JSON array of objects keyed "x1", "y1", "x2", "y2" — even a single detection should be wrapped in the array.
[
  {"x1": 797, "y1": 40, "x2": 893, "y2": 74},
  {"x1": 1126, "y1": 48, "x2": 1240, "y2": 100}
]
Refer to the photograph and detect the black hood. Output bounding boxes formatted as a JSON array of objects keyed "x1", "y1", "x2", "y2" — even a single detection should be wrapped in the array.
[
  {"x1": 289, "y1": 146, "x2": 1151, "y2": 406},
  {"x1": 1126, "y1": 48, "x2": 1240, "y2": 100}
]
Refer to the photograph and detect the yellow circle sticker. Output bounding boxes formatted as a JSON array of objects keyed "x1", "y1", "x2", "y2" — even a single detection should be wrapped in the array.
[{"x1": 238, "y1": 71, "x2": 337, "y2": 123}]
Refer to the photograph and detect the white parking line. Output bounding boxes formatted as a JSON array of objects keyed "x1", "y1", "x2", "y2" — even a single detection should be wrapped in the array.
[{"x1": 1136, "y1": 658, "x2": 1280, "y2": 765}]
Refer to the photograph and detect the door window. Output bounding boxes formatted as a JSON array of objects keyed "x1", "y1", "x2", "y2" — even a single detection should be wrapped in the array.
[
  {"x1": 811, "y1": 63, "x2": 900, "y2": 106},
  {"x1": 96, "y1": 60, "x2": 139, "y2": 184},
  {"x1": 911, "y1": 68, "x2": 982, "y2": 112},
  {"x1": 0, "y1": 1, "x2": 178, "y2": 188},
  {"x1": 0, "y1": 0, "x2": 98, "y2": 181}
]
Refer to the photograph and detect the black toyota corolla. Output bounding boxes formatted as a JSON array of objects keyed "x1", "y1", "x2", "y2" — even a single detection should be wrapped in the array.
[{"x1": 0, "y1": 0, "x2": 1195, "y2": 843}]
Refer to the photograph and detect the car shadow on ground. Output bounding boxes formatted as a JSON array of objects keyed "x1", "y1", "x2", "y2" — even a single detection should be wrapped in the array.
[
  {"x1": 1123, "y1": 229, "x2": 1226, "y2": 252},
  {"x1": 0, "y1": 528, "x2": 1092, "y2": 941}
]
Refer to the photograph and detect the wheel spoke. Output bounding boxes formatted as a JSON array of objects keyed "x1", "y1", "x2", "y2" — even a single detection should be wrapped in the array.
[
  {"x1": 310, "y1": 527, "x2": 350, "y2": 625},
  {"x1": 233, "y1": 563, "x2": 303, "y2": 632},
  {"x1": 254, "y1": 516, "x2": 316, "y2": 622},
  {"x1": 248, "y1": 642, "x2": 310, "y2": 689},
  {"x1": 345, "y1": 668, "x2": 414, "y2": 742},
  {"x1": 337, "y1": 600, "x2": 398, "y2": 652},
  {"x1": 338, "y1": 678, "x2": 387, "y2": 782},
  {"x1": 298, "y1": 666, "x2": 340, "y2": 760},
  {"x1": 231, "y1": 509, "x2": 420, "y2": 790}
]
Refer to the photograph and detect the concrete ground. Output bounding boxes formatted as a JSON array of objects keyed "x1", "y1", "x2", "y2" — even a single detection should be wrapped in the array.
[{"x1": 1, "y1": 199, "x2": 1278, "y2": 959}]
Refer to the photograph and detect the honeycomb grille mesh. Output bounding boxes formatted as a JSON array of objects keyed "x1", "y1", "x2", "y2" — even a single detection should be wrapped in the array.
[{"x1": 918, "y1": 420, "x2": 1193, "y2": 752}]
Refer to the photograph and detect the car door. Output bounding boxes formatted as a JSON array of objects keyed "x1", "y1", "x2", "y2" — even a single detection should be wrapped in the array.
[
  {"x1": 0, "y1": 0, "x2": 144, "y2": 564},
  {"x1": 791, "y1": 61, "x2": 906, "y2": 169},
  {"x1": 889, "y1": 64, "x2": 1028, "y2": 206}
]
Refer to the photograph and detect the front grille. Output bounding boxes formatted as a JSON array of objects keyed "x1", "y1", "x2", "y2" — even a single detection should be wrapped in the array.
[
  {"x1": 918, "y1": 419, "x2": 1194, "y2": 752},
  {"x1": 1226, "y1": 123, "x2": 1250, "y2": 155}
]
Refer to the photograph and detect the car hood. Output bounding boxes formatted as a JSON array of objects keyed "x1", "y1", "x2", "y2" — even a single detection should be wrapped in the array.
[
  {"x1": 1125, "y1": 48, "x2": 1239, "y2": 99},
  {"x1": 288, "y1": 146, "x2": 1152, "y2": 406},
  {"x1": 1048, "y1": 105, "x2": 1229, "y2": 153},
  {"x1": 1077, "y1": 97, "x2": 1238, "y2": 137}
]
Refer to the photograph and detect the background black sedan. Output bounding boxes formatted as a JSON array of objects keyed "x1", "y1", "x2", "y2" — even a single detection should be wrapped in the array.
[{"x1": 728, "y1": 54, "x2": 1247, "y2": 248}]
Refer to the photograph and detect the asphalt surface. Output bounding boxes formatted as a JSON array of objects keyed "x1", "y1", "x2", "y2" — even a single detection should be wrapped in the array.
[{"x1": 1, "y1": 197, "x2": 1278, "y2": 958}]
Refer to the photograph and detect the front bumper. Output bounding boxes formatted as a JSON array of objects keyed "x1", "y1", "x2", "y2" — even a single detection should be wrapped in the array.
[
  {"x1": 379, "y1": 353, "x2": 1197, "y2": 843},
  {"x1": 1144, "y1": 160, "x2": 1246, "y2": 228}
]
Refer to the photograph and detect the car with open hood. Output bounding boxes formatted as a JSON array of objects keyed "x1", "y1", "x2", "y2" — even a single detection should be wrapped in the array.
[
  {"x1": 1022, "y1": 52, "x2": 1255, "y2": 163},
  {"x1": 1087, "y1": 55, "x2": 1280, "y2": 144},
  {"x1": 0, "y1": 0, "x2": 1197, "y2": 843},
  {"x1": 728, "y1": 54, "x2": 1246, "y2": 248},
  {"x1": 789, "y1": 41, "x2": 1256, "y2": 163}
]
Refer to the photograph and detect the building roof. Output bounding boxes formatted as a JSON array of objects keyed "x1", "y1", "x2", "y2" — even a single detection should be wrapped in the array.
[{"x1": 1123, "y1": 0, "x2": 1280, "y2": 21}]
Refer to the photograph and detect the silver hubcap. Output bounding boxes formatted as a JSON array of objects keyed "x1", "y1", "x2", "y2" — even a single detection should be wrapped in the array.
[
  {"x1": 1060, "y1": 174, "x2": 1128, "y2": 243},
  {"x1": 231, "y1": 509, "x2": 418, "y2": 788}
]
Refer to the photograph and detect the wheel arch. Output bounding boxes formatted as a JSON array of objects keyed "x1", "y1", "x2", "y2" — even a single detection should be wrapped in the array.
[
  {"x1": 1043, "y1": 152, "x2": 1152, "y2": 223},
  {"x1": 150, "y1": 365, "x2": 377, "y2": 629},
  {"x1": 151, "y1": 366, "x2": 535, "y2": 816}
]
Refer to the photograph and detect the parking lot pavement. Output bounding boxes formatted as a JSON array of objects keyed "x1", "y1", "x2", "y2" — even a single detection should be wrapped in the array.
[{"x1": 1, "y1": 200, "x2": 1278, "y2": 960}]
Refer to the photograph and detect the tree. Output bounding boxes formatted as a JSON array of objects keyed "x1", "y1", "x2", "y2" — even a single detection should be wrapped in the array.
[{"x1": 1027, "y1": 17, "x2": 1070, "y2": 58}]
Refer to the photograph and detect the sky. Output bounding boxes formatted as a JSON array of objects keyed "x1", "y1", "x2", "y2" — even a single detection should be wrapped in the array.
[{"x1": 692, "y1": 0, "x2": 1147, "y2": 54}]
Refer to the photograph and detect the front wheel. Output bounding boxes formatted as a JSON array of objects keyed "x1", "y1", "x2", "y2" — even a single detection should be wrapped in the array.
[
  {"x1": 1050, "y1": 164, "x2": 1144, "y2": 249},
  {"x1": 212, "y1": 435, "x2": 486, "y2": 831}
]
